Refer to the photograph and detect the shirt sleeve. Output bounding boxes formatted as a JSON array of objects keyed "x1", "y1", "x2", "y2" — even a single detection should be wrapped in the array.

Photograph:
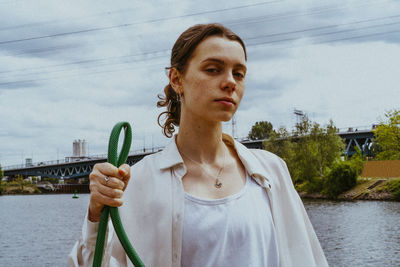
[{"x1": 68, "y1": 211, "x2": 127, "y2": 267}]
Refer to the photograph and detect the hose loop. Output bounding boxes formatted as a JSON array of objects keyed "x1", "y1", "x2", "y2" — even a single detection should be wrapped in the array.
[{"x1": 93, "y1": 122, "x2": 145, "y2": 267}]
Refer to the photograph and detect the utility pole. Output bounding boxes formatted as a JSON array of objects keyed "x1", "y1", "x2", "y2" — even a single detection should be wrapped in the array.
[
  {"x1": 294, "y1": 108, "x2": 304, "y2": 127},
  {"x1": 232, "y1": 115, "x2": 237, "y2": 139}
]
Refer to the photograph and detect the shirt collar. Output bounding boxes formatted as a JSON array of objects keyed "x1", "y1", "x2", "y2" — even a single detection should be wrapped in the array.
[
  {"x1": 157, "y1": 134, "x2": 184, "y2": 170},
  {"x1": 224, "y1": 134, "x2": 271, "y2": 184},
  {"x1": 157, "y1": 133, "x2": 270, "y2": 183}
]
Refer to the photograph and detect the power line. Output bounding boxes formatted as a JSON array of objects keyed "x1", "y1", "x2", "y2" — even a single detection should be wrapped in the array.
[
  {"x1": 0, "y1": 0, "x2": 282, "y2": 45},
  {"x1": 246, "y1": 14, "x2": 400, "y2": 41},
  {"x1": 0, "y1": 1, "x2": 174, "y2": 31},
  {"x1": 2, "y1": 5, "x2": 399, "y2": 73},
  {"x1": 315, "y1": 28, "x2": 400, "y2": 44},
  {"x1": 1, "y1": 1, "x2": 399, "y2": 86},
  {"x1": 0, "y1": 56, "x2": 167, "y2": 87},
  {"x1": 246, "y1": 20, "x2": 400, "y2": 46},
  {"x1": 1, "y1": 14, "x2": 399, "y2": 78},
  {"x1": 0, "y1": 49, "x2": 171, "y2": 75},
  {"x1": 226, "y1": 0, "x2": 388, "y2": 27},
  {"x1": 0, "y1": 0, "x2": 389, "y2": 58},
  {"x1": 1, "y1": 27, "x2": 399, "y2": 87}
]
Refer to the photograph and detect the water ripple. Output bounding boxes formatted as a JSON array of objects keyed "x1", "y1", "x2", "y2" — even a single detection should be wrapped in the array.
[{"x1": 0, "y1": 195, "x2": 399, "y2": 266}]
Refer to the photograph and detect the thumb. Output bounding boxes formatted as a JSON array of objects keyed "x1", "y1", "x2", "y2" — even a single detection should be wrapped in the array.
[{"x1": 118, "y1": 164, "x2": 131, "y2": 190}]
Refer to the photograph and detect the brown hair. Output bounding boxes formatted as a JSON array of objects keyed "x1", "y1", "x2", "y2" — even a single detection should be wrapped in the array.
[{"x1": 157, "y1": 23, "x2": 247, "y2": 137}]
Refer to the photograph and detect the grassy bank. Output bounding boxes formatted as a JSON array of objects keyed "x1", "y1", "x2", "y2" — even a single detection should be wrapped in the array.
[
  {"x1": 0, "y1": 182, "x2": 41, "y2": 195},
  {"x1": 340, "y1": 177, "x2": 400, "y2": 201},
  {"x1": 2, "y1": 178, "x2": 399, "y2": 201},
  {"x1": 299, "y1": 177, "x2": 400, "y2": 201}
]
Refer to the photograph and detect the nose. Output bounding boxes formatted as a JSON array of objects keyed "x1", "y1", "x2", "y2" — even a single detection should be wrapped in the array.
[{"x1": 220, "y1": 71, "x2": 236, "y2": 92}]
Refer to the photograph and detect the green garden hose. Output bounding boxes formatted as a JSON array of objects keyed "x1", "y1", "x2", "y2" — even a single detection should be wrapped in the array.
[{"x1": 92, "y1": 122, "x2": 145, "y2": 267}]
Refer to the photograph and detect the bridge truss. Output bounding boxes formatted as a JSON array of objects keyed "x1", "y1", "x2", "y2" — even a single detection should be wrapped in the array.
[{"x1": 4, "y1": 154, "x2": 148, "y2": 179}]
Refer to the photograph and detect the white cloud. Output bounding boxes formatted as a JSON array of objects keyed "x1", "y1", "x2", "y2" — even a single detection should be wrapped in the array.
[{"x1": 1, "y1": 0, "x2": 400, "y2": 166}]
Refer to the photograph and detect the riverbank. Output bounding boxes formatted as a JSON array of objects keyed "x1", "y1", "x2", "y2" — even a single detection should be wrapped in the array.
[
  {"x1": 2, "y1": 178, "x2": 399, "y2": 201},
  {"x1": 0, "y1": 183, "x2": 41, "y2": 195},
  {"x1": 0, "y1": 183, "x2": 89, "y2": 195},
  {"x1": 299, "y1": 177, "x2": 400, "y2": 201}
]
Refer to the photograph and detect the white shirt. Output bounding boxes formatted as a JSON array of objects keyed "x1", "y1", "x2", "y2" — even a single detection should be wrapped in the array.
[
  {"x1": 182, "y1": 173, "x2": 279, "y2": 267},
  {"x1": 68, "y1": 133, "x2": 328, "y2": 267}
]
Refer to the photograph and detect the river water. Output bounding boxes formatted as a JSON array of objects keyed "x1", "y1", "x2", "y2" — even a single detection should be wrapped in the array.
[{"x1": 0, "y1": 194, "x2": 399, "y2": 266}]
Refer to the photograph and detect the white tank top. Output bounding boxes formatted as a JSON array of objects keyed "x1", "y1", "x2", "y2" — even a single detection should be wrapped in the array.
[{"x1": 181, "y1": 173, "x2": 279, "y2": 267}]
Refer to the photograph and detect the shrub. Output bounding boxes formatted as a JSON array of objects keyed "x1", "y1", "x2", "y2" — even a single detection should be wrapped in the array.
[
  {"x1": 348, "y1": 148, "x2": 365, "y2": 175},
  {"x1": 8, "y1": 181, "x2": 19, "y2": 186},
  {"x1": 324, "y1": 161, "x2": 358, "y2": 198},
  {"x1": 42, "y1": 177, "x2": 59, "y2": 184},
  {"x1": 386, "y1": 180, "x2": 400, "y2": 200},
  {"x1": 298, "y1": 177, "x2": 324, "y2": 194}
]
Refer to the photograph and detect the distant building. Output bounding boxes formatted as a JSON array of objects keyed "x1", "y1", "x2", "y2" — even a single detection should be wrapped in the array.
[
  {"x1": 72, "y1": 139, "x2": 87, "y2": 157},
  {"x1": 25, "y1": 158, "x2": 33, "y2": 167},
  {"x1": 66, "y1": 139, "x2": 88, "y2": 162}
]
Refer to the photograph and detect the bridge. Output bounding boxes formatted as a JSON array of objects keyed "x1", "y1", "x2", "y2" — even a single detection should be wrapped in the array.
[
  {"x1": 337, "y1": 128, "x2": 374, "y2": 157},
  {"x1": 240, "y1": 128, "x2": 374, "y2": 157},
  {"x1": 3, "y1": 148, "x2": 163, "y2": 180},
  {"x1": 3, "y1": 129, "x2": 374, "y2": 179}
]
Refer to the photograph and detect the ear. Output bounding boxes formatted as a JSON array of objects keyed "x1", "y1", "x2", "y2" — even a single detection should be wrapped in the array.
[{"x1": 169, "y1": 68, "x2": 183, "y2": 94}]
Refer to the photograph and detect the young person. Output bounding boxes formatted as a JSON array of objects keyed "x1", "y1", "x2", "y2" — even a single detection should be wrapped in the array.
[{"x1": 69, "y1": 23, "x2": 328, "y2": 267}]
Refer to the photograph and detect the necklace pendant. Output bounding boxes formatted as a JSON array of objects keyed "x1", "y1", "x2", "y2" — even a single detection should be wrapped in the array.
[{"x1": 215, "y1": 179, "x2": 222, "y2": 189}]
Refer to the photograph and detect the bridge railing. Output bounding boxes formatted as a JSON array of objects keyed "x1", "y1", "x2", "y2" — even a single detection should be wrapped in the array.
[
  {"x1": 2, "y1": 146, "x2": 164, "y2": 171},
  {"x1": 337, "y1": 125, "x2": 376, "y2": 133}
]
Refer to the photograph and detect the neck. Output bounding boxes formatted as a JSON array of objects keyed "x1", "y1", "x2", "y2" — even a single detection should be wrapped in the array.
[{"x1": 176, "y1": 114, "x2": 226, "y2": 164}]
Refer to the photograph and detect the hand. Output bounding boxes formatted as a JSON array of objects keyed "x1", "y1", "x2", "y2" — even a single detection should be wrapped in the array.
[{"x1": 87, "y1": 163, "x2": 131, "y2": 222}]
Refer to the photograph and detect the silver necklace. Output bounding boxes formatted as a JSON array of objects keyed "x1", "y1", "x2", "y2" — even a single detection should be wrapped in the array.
[{"x1": 180, "y1": 147, "x2": 226, "y2": 189}]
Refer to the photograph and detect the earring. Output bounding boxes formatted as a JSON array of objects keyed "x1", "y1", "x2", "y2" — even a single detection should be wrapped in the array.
[{"x1": 176, "y1": 89, "x2": 184, "y2": 103}]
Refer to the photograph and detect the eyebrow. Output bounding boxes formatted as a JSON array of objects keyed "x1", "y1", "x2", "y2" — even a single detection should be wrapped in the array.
[{"x1": 201, "y1": 58, "x2": 247, "y2": 71}]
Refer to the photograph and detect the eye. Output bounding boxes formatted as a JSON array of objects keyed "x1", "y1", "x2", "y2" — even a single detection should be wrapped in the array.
[
  {"x1": 234, "y1": 71, "x2": 245, "y2": 79},
  {"x1": 205, "y1": 68, "x2": 219, "y2": 73}
]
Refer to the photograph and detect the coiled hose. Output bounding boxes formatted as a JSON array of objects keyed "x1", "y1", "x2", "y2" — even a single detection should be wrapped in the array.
[{"x1": 92, "y1": 122, "x2": 145, "y2": 267}]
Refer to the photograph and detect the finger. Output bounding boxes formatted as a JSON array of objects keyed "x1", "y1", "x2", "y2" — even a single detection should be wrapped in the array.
[
  {"x1": 91, "y1": 189, "x2": 123, "y2": 208},
  {"x1": 90, "y1": 182, "x2": 124, "y2": 204},
  {"x1": 118, "y1": 164, "x2": 131, "y2": 190},
  {"x1": 101, "y1": 175, "x2": 125, "y2": 190},
  {"x1": 96, "y1": 182, "x2": 124, "y2": 199},
  {"x1": 96, "y1": 162, "x2": 120, "y2": 178},
  {"x1": 118, "y1": 164, "x2": 130, "y2": 179},
  {"x1": 89, "y1": 168, "x2": 125, "y2": 190}
]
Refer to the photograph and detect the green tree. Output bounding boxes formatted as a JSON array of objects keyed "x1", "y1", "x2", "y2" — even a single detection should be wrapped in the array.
[
  {"x1": 374, "y1": 109, "x2": 400, "y2": 160},
  {"x1": 248, "y1": 121, "x2": 274, "y2": 140},
  {"x1": 324, "y1": 161, "x2": 358, "y2": 198},
  {"x1": 264, "y1": 115, "x2": 345, "y2": 191},
  {"x1": 348, "y1": 147, "x2": 365, "y2": 175},
  {"x1": 264, "y1": 127, "x2": 294, "y2": 172},
  {"x1": 291, "y1": 117, "x2": 345, "y2": 185}
]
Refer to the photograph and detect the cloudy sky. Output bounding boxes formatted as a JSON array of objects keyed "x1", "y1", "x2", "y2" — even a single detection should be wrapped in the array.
[{"x1": 1, "y1": 0, "x2": 399, "y2": 167}]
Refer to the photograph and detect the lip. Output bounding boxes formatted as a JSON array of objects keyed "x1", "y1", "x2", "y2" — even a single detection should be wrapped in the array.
[{"x1": 215, "y1": 97, "x2": 236, "y2": 106}]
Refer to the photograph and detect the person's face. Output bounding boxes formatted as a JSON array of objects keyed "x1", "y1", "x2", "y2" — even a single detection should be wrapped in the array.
[{"x1": 171, "y1": 36, "x2": 247, "y2": 124}]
